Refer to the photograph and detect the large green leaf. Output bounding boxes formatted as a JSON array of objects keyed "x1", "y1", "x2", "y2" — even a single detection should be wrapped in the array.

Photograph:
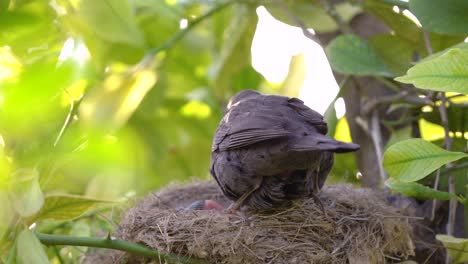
[
  {"x1": 326, "y1": 34, "x2": 391, "y2": 77},
  {"x1": 410, "y1": 0, "x2": 468, "y2": 35},
  {"x1": 385, "y1": 178, "x2": 452, "y2": 200},
  {"x1": 17, "y1": 229, "x2": 49, "y2": 264},
  {"x1": 383, "y1": 139, "x2": 468, "y2": 182},
  {"x1": 28, "y1": 195, "x2": 112, "y2": 223},
  {"x1": 370, "y1": 34, "x2": 413, "y2": 76},
  {"x1": 436, "y1": 235, "x2": 468, "y2": 263},
  {"x1": 395, "y1": 48, "x2": 468, "y2": 94}
]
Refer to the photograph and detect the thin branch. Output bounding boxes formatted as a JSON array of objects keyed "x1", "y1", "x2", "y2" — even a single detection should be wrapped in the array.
[
  {"x1": 140, "y1": 0, "x2": 235, "y2": 66},
  {"x1": 361, "y1": 91, "x2": 432, "y2": 116},
  {"x1": 54, "y1": 94, "x2": 84, "y2": 148},
  {"x1": 35, "y1": 233, "x2": 205, "y2": 264},
  {"x1": 370, "y1": 110, "x2": 388, "y2": 185}
]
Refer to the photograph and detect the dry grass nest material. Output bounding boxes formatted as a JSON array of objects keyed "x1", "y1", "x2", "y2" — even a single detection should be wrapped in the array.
[{"x1": 93, "y1": 181, "x2": 415, "y2": 263}]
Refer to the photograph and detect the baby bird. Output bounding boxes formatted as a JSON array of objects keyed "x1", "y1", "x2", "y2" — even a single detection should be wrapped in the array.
[{"x1": 210, "y1": 90, "x2": 360, "y2": 212}]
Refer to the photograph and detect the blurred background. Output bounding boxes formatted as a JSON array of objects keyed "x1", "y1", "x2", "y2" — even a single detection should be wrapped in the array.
[{"x1": 0, "y1": 0, "x2": 362, "y2": 204}]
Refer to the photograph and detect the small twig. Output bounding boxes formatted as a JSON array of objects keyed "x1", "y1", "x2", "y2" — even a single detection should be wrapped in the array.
[
  {"x1": 361, "y1": 91, "x2": 432, "y2": 116},
  {"x1": 369, "y1": 110, "x2": 388, "y2": 185},
  {"x1": 272, "y1": 0, "x2": 321, "y2": 44},
  {"x1": 422, "y1": 30, "x2": 434, "y2": 56},
  {"x1": 54, "y1": 94, "x2": 84, "y2": 148},
  {"x1": 35, "y1": 233, "x2": 205, "y2": 264},
  {"x1": 431, "y1": 169, "x2": 441, "y2": 221}
]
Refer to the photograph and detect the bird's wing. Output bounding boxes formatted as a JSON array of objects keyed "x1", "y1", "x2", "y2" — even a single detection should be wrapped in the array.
[
  {"x1": 220, "y1": 128, "x2": 289, "y2": 150},
  {"x1": 287, "y1": 98, "x2": 328, "y2": 134},
  {"x1": 216, "y1": 108, "x2": 290, "y2": 151},
  {"x1": 289, "y1": 133, "x2": 360, "y2": 153}
]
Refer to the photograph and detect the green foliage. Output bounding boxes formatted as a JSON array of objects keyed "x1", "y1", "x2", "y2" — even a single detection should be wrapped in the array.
[
  {"x1": 267, "y1": 2, "x2": 361, "y2": 33},
  {"x1": 385, "y1": 178, "x2": 453, "y2": 201},
  {"x1": 396, "y1": 48, "x2": 468, "y2": 94},
  {"x1": 28, "y1": 195, "x2": 112, "y2": 223},
  {"x1": 410, "y1": 0, "x2": 468, "y2": 35},
  {"x1": 436, "y1": 235, "x2": 468, "y2": 263},
  {"x1": 326, "y1": 34, "x2": 391, "y2": 76},
  {"x1": 383, "y1": 139, "x2": 468, "y2": 182},
  {"x1": 17, "y1": 229, "x2": 49, "y2": 264},
  {"x1": 1, "y1": 0, "x2": 467, "y2": 262},
  {"x1": 9, "y1": 169, "x2": 44, "y2": 217}
]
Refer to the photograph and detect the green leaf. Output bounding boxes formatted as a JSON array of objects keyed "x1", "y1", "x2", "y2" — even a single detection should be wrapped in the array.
[
  {"x1": 369, "y1": 34, "x2": 413, "y2": 75},
  {"x1": 364, "y1": 0, "x2": 421, "y2": 45},
  {"x1": 395, "y1": 48, "x2": 468, "y2": 94},
  {"x1": 9, "y1": 168, "x2": 44, "y2": 217},
  {"x1": 17, "y1": 229, "x2": 49, "y2": 264},
  {"x1": 385, "y1": 178, "x2": 452, "y2": 200},
  {"x1": 80, "y1": 65, "x2": 157, "y2": 130},
  {"x1": 28, "y1": 195, "x2": 112, "y2": 223},
  {"x1": 69, "y1": 0, "x2": 144, "y2": 47},
  {"x1": 326, "y1": 34, "x2": 391, "y2": 77},
  {"x1": 410, "y1": 0, "x2": 468, "y2": 35},
  {"x1": 210, "y1": 4, "x2": 257, "y2": 99},
  {"x1": 267, "y1": 2, "x2": 361, "y2": 33},
  {"x1": 436, "y1": 235, "x2": 468, "y2": 263},
  {"x1": 383, "y1": 139, "x2": 468, "y2": 182}
]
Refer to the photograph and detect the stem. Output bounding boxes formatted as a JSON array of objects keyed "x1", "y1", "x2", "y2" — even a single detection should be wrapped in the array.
[
  {"x1": 35, "y1": 233, "x2": 205, "y2": 264},
  {"x1": 380, "y1": 0, "x2": 410, "y2": 9},
  {"x1": 422, "y1": 29, "x2": 457, "y2": 263},
  {"x1": 370, "y1": 110, "x2": 388, "y2": 185},
  {"x1": 140, "y1": 0, "x2": 235, "y2": 65}
]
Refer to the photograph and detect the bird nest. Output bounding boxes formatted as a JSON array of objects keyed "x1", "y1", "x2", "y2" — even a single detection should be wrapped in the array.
[{"x1": 86, "y1": 181, "x2": 416, "y2": 264}]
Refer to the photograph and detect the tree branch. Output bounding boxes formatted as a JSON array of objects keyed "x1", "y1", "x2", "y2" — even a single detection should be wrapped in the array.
[
  {"x1": 36, "y1": 233, "x2": 205, "y2": 264},
  {"x1": 140, "y1": 0, "x2": 236, "y2": 66}
]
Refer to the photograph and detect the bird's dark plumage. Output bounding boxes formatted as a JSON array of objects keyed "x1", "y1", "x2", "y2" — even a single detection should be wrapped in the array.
[{"x1": 210, "y1": 90, "x2": 360, "y2": 211}]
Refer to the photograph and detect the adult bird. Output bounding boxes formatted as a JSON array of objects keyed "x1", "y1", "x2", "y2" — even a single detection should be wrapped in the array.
[{"x1": 210, "y1": 90, "x2": 360, "y2": 212}]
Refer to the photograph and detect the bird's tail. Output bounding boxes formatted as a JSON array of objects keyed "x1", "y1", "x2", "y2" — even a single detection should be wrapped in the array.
[{"x1": 290, "y1": 133, "x2": 360, "y2": 153}]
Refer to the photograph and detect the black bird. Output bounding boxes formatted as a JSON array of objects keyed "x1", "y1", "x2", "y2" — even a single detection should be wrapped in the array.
[{"x1": 210, "y1": 90, "x2": 360, "y2": 212}]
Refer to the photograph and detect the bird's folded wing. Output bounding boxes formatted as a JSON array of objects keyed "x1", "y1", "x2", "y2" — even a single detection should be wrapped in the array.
[
  {"x1": 287, "y1": 98, "x2": 328, "y2": 134},
  {"x1": 289, "y1": 133, "x2": 360, "y2": 153},
  {"x1": 219, "y1": 128, "x2": 289, "y2": 150}
]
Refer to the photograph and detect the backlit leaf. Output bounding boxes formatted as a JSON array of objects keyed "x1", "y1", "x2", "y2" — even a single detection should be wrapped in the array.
[
  {"x1": 29, "y1": 195, "x2": 112, "y2": 223},
  {"x1": 383, "y1": 139, "x2": 468, "y2": 182},
  {"x1": 17, "y1": 229, "x2": 49, "y2": 264},
  {"x1": 395, "y1": 48, "x2": 468, "y2": 94},
  {"x1": 9, "y1": 168, "x2": 44, "y2": 217},
  {"x1": 436, "y1": 235, "x2": 468, "y2": 263},
  {"x1": 385, "y1": 178, "x2": 452, "y2": 200}
]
